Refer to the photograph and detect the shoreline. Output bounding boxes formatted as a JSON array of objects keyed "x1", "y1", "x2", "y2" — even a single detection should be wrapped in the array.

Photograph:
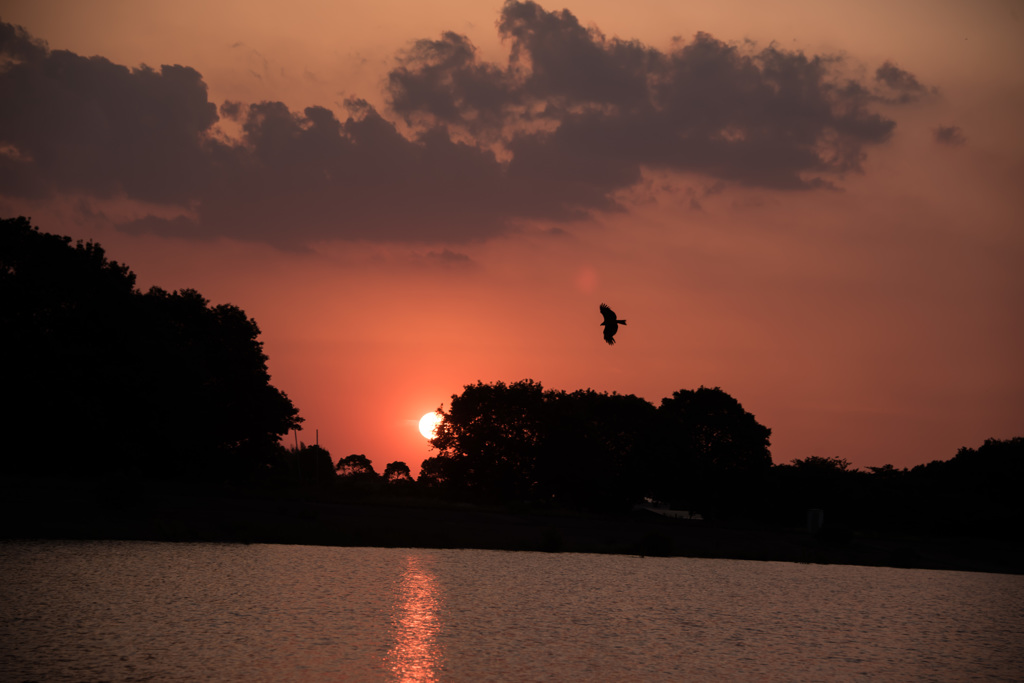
[{"x1": 2, "y1": 477, "x2": 1021, "y2": 575}]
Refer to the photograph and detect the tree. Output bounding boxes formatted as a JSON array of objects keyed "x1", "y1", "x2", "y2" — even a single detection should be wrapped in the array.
[
  {"x1": 905, "y1": 437, "x2": 1024, "y2": 534},
  {"x1": 537, "y1": 389, "x2": 658, "y2": 510},
  {"x1": 654, "y1": 386, "x2": 772, "y2": 515},
  {"x1": 285, "y1": 444, "x2": 335, "y2": 482},
  {"x1": 417, "y1": 455, "x2": 455, "y2": 490},
  {"x1": 768, "y1": 454, "x2": 863, "y2": 528},
  {"x1": 383, "y1": 461, "x2": 413, "y2": 484},
  {"x1": 430, "y1": 379, "x2": 548, "y2": 501},
  {"x1": 2, "y1": 217, "x2": 138, "y2": 474},
  {"x1": 429, "y1": 380, "x2": 660, "y2": 508},
  {"x1": 0, "y1": 216, "x2": 303, "y2": 479},
  {"x1": 336, "y1": 454, "x2": 377, "y2": 478},
  {"x1": 424, "y1": 380, "x2": 775, "y2": 512},
  {"x1": 129, "y1": 286, "x2": 303, "y2": 479},
  {"x1": 790, "y1": 455, "x2": 852, "y2": 472}
]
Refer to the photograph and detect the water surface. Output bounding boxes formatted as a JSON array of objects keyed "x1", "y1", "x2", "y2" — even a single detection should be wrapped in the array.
[{"x1": 2, "y1": 541, "x2": 1021, "y2": 681}]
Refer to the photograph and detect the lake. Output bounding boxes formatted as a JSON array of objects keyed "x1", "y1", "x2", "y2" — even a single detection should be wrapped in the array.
[{"x1": 2, "y1": 540, "x2": 1022, "y2": 681}]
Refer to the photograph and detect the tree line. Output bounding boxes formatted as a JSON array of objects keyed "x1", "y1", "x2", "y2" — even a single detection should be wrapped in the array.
[
  {"x1": 292, "y1": 376, "x2": 1022, "y2": 539},
  {"x1": 1, "y1": 216, "x2": 302, "y2": 481},
  {"x1": 413, "y1": 380, "x2": 1022, "y2": 537},
  {"x1": 421, "y1": 380, "x2": 771, "y2": 513},
  {"x1": 3, "y1": 216, "x2": 1020, "y2": 538}
]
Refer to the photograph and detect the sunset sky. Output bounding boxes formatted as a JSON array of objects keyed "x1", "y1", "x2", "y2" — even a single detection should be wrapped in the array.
[{"x1": 2, "y1": 0, "x2": 1022, "y2": 475}]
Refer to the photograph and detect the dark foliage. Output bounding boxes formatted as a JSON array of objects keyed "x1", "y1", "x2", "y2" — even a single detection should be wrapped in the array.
[
  {"x1": 4, "y1": 217, "x2": 1019, "y2": 537},
  {"x1": 901, "y1": 438, "x2": 1024, "y2": 534},
  {"x1": 336, "y1": 453, "x2": 377, "y2": 479},
  {"x1": 428, "y1": 379, "x2": 769, "y2": 512},
  {"x1": 0, "y1": 216, "x2": 302, "y2": 481},
  {"x1": 277, "y1": 443, "x2": 336, "y2": 483},
  {"x1": 424, "y1": 378, "x2": 1022, "y2": 536},
  {"x1": 654, "y1": 387, "x2": 773, "y2": 516},
  {"x1": 429, "y1": 379, "x2": 548, "y2": 501},
  {"x1": 383, "y1": 461, "x2": 414, "y2": 484},
  {"x1": 536, "y1": 389, "x2": 658, "y2": 510},
  {"x1": 764, "y1": 440, "x2": 1024, "y2": 538}
]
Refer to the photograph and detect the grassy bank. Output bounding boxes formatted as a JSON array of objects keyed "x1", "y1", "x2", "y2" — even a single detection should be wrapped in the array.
[{"x1": 2, "y1": 476, "x2": 1020, "y2": 575}]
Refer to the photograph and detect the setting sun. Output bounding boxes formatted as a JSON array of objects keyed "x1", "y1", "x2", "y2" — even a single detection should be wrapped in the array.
[{"x1": 418, "y1": 412, "x2": 442, "y2": 440}]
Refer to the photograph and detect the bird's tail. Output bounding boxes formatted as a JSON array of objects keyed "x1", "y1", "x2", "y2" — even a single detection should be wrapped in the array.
[{"x1": 620, "y1": 319, "x2": 627, "y2": 325}]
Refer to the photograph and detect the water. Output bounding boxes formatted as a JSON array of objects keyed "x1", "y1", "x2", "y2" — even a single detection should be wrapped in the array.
[{"x1": 2, "y1": 541, "x2": 1022, "y2": 681}]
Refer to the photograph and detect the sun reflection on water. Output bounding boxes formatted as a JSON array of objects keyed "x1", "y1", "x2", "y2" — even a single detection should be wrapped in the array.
[{"x1": 385, "y1": 554, "x2": 445, "y2": 682}]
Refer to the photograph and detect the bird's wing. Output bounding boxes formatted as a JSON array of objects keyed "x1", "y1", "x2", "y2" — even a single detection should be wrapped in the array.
[
  {"x1": 603, "y1": 327, "x2": 617, "y2": 344},
  {"x1": 600, "y1": 303, "x2": 617, "y2": 323}
]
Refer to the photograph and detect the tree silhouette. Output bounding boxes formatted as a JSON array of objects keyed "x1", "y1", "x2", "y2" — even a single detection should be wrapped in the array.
[
  {"x1": 430, "y1": 379, "x2": 548, "y2": 500},
  {"x1": 653, "y1": 386, "x2": 772, "y2": 516},
  {"x1": 417, "y1": 455, "x2": 454, "y2": 491},
  {"x1": 285, "y1": 444, "x2": 335, "y2": 482},
  {"x1": 904, "y1": 437, "x2": 1024, "y2": 534},
  {"x1": 537, "y1": 389, "x2": 657, "y2": 510},
  {"x1": 336, "y1": 453, "x2": 377, "y2": 478},
  {"x1": 383, "y1": 461, "x2": 413, "y2": 483},
  {"x1": 428, "y1": 380, "x2": 770, "y2": 510},
  {"x1": 2, "y1": 217, "x2": 137, "y2": 474},
  {"x1": 132, "y1": 286, "x2": 303, "y2": 479},
  {"x1": 767, "y1": 455, "x2": 863, "y2": 530},
  {"x1": 0, "y1": 216, "x2": 302, "y2": 480}
]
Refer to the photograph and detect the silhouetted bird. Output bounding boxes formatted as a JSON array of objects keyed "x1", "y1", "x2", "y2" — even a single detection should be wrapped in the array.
[{"x1": 600, "y1": 303, "x2": 626, "y2": 345}]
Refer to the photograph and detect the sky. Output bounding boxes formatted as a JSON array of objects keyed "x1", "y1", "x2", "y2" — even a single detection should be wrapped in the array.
[{"x1": 2, "y1": 0, "x2": 1022, "y2": 476}]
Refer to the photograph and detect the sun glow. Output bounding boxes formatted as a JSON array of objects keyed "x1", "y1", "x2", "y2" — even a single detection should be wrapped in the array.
[{"x1": 418, "y1": 412, "x2": 442, "y2": 440}]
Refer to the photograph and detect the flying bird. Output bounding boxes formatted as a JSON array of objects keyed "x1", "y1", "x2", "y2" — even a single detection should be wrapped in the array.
[{"x1": 599, "y1": 303, "x2": 626, "y2": 345}]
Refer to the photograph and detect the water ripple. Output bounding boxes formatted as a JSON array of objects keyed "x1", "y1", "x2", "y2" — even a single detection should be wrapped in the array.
[{"x1": 1, "y1": 541, "x2": 1021, "y2": 681}]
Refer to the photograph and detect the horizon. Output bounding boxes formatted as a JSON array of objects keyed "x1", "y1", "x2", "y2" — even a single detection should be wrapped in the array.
[{"x1": 2, "y1": 0, "x2": 1022, "y2": 476}]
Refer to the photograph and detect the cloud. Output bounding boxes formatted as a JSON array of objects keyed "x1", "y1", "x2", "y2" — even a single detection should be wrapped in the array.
[
  {"x1": 426, "y1": 248, "x2": 473, "y2": 266},
  {"x1": 193, "y1": 100, "x2": 524, "y2": 245},
  {"x1": 874, "y1": 60, "x2": 933, "y2": 103},
  {"x1": 0, "y1": 3, "x2": 929, "y2": 248},
  {"x1": 390, "y1": 2, "x2": 907, "y2": 193},
  {"x1": 0, "y1": 22, "x2": 218, "y2": 203},
  {"x1": 933, "y1": 124, "x2": 967, "y2": 146}
]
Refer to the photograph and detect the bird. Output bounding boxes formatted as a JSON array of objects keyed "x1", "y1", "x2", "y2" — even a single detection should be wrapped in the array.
[{"x1": 599, "y1": 303, "x2": 626, "y2": 345}]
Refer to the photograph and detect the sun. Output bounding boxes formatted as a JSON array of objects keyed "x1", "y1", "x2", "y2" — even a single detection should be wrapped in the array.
[{"x1": 418, "y1": 412, "x2": 442, "y2": 440}]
